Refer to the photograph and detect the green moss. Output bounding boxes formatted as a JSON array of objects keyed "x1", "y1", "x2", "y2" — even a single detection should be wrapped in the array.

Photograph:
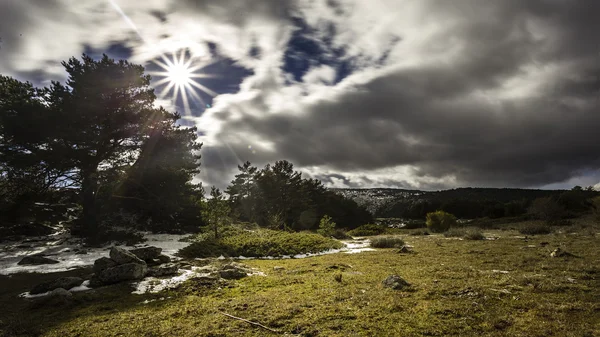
[
  {"x1": 347, "y1": 223, "x2": 386, "y2": 237},
  {"x1": 178, "y1": 228, "x2": 344, "y2": 258}
]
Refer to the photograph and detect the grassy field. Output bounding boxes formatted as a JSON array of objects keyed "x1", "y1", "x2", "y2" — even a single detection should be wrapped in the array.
[{"x1": 1, "y1": 218, "x2": 599, "y2": 337}]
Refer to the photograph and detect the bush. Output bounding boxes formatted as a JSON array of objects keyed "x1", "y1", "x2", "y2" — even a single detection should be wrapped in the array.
[
  {"x1": 528, "y1": 197, "x2": 567, "y2": 224},
  {"x1": 410, "y1": 229, "x2": 430, "y2": 236},
  {"x1": 592, "y1": 196, "x2": 600, "y2": 223},
  {"x1": 464, "y1": 229, "x2": 486, "y2": 240},
  {"x1": 443, "y1": 228, "x2": 467, "y2": 238},
  {"x1": 370, "y1": 236, "x2": 405, "y2": 248},
  {"x1": 426, "y1": 211, "x2": 457, "y2": 233},
  {"x1": 317, "y1": 215, "x2": 336, "y2": 237},
  {"x1": 519, "y1": 223, "x2": 552, "y2": 235},
  {"x1": 331, "y1": 229, "x2": 352, "y2": 240},
  {"x1": 178, "y1": 228, "x2": 343, "y2": 258},
  {"x1": 347, "y1": 224, "x2": 386, "y2": 237}
]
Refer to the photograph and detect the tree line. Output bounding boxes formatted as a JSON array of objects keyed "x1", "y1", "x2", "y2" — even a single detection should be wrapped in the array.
[{"x1": 0, "y1": 54, "x2": 372, "y2": 241}]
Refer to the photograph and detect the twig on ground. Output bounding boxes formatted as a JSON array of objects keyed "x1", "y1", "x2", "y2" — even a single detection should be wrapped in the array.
[{"x1": 217, "y1": 311, "x2": 280, "y2": 333}]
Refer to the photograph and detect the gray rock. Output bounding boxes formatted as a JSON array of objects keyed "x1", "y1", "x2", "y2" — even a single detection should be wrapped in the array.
[
  {"x1": 96, "y1": 263, "x2": 147, "y2": 285},
  {"x1": 147, "y1": 263, "x2": 179, "y2": 277},
  {"x1": 382, "y1": 275, "x2": 411, "y2": 290},
  {"x1": 75, "y1": 249, "x2": 88, "y2": 255},
  {"x1": 130, "y1": 246, "x2": 162, "y2": 261},
  {"x1": 30, "y1": 277, "x2": 84, "y2": 295},
  {"x1": 219, "y1": 264, "x2": 249, "y2": 280},
  {"x1": 397, "y1": 246, "x2": 412, "y2": 254},
  {"x1": 50, "y1": 288, "x2": 73, "y2": 298},
  {"x1": 18, "y1": 255, "x2": 60, "y2": 265},
  {"x1": 109, "y1": 246, "x2": 145, "y2": 265},
  {"x1": 550, "y1": 248, "x2": 570, "y2": 257},
  {"x1": 156, "y1": 254, "x2": 171, "y2": 264},
  {"x1": 93, "y1": 257, "x2": 118, "y2": 274}
]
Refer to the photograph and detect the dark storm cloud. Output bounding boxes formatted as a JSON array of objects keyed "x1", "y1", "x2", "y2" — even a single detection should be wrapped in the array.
[{"x1": 204, "y1": 0, "x2": 600, "y2": 189}]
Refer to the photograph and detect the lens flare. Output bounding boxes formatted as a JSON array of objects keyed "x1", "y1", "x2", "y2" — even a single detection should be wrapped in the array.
[{"x1": 149, "y1": 50, "x2": 218, "y2": 115}]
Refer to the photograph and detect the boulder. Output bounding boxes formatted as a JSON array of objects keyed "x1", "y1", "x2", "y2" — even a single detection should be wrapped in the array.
[
  {"x1": 96, "y1": 263, "x2": 147, "y2": 285},
  {"x1": 382, "y1": 275, "x2": 411, "y2": 290},
  {"x1": 147, "y1": 263, "x2": 179, "y2": 277},
  {"x1": 18, "y1": 255, "x2": 60, "y2": 265},
  {"x1": 109, "y1": 246, "x2": 146, "y2": 265},
  {"x1": 157, "y1": 254, "x2": 171, "y2": 264},
  {"x1": 219, "y1": 264, "x2": 249, "y2": 280},
  {"x1": 93, "y1": 257, "x2": 118, "y2": 274},
  {"x1": 550, "y1": 248, "x2": 570, "y2": 258},
  {"x1": 130, "y1": 246, "x2": 162, "y2": 261},
  {"x1": 397, "y1": 246, "x2": 412, "y2": 254},
  {"x1": 30, "y1": 277, "x2": 84, "y2": 295}
]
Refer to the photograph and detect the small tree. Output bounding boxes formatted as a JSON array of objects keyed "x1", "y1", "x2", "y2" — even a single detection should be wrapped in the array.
[
  {"x1": 317, "y1": 215, "x2": 336, "y2": 237},
  {"x1": 426, "y1": 210, "x2": 457, "y2": 233},
  {"x1": 202, "y1": 187, "x2": 230, "y2": 239}
]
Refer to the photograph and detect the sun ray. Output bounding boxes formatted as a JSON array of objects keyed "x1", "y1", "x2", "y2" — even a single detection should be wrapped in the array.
[{"x1": 188, "y1": 81, "x2": 218, "y2": 97}]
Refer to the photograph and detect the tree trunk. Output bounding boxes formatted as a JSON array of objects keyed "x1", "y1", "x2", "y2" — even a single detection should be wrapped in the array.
[{"x1": 81, "y1": 167, "x2": 98, "y2": 239}]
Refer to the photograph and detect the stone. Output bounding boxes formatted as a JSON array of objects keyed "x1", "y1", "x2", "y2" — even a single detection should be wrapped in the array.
[
  {"x1": 75, "y1": 249, "x2": 88, "y2": 255},
  {"x1": 130, "y1": 246, "x2": 162, "y2": 261},
  {"x1": 30, "y1": 277, "x2": 84, "y2": 295},
  {"x1": 382, "y1": 275, "x2": 411, "y2": 290},
  {"x1": 96, "y1": 263, "x2": 147, "y2": 285},
  {"x1": 93, "y1": 257, "x2": 118, "y2": 274},
  {"x1": 156, "y1": 254, "x2": 171, "y2": 264},
  {"x1": 397, "y1": 246, "x2": 412, "y2": 254},
  {"x1": 550, "y1": 248, "x2": 569, "y2": 257},
  {"x1": 18, "y1": 255, "x2": 60, "y2": 265},
  {"x1": 49, "y1": 288, "x2": 73, "y2": 298},
  {"x1": 109, "y1": 246, "x2": 146, "y2": 265},
  {"x1": 147, "y1": 263, "x2": 179, "y2": 277},
  {"x1": 218, "y1": 263, "x2": 250, "y2": 280}
]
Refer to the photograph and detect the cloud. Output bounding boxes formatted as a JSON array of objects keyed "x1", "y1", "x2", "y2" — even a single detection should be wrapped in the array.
[{"x1": 1, "y1": 0, "x2": 599, "y2": 190}]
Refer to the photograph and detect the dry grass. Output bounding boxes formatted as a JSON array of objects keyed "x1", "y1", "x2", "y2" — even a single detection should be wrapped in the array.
[{"x1": 1, "y1": 218, "x2": 599, "y2": 337}]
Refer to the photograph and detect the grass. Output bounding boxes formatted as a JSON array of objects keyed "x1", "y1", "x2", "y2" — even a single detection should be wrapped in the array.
[
  {"x1": 178, "y1": 228, "x2": 344, "y2": 258},
  {"x1": 444, "y1": 228, "x2": 486, "y2": 240},
  {"x1": 1, "y1": 218, "x2": 599, "y2": 336},
  {"x1": 370, "y1": 236, "x2": 405, "y2": 248},
  {"x1": 519, "y1": 223, "x2": 553, "y2": 235}
]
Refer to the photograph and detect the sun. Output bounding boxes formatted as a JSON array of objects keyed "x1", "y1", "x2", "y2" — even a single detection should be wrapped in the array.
[{"x1": 149, "y1": 50, "x2": 217, "y2": 115}]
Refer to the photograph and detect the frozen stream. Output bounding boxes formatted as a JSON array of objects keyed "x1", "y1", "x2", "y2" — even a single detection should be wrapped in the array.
[{"x1": 1, "y1": 231, "x2": 372, "y2": 277}]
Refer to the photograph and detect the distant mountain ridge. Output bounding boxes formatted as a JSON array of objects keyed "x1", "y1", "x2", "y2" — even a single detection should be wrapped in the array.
[{"x1": 330, "y1": 187, "x2": 564, "y2": 218}]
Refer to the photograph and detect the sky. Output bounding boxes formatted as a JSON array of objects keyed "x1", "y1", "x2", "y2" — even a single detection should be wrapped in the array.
[{"x1": 1, "y1": 0, "x2": 599, "y2": 191}]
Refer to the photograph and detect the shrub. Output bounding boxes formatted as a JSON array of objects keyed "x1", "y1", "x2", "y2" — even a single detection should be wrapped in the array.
[
  {"x1": 528, "y1": 197, "x2": 567, "y2": 224},
  {"x1": 317, "y1": 215, "x2": 336, "y2": 237},
  {"x1": 444, "y1": 228, "x2": 467, "y2": 238},
  {"x1": 410, "y1": 229, "x2": 430, "y2": 236},
  {"x1": 370, "y1": 236, "x2": 405, "y2": 248},
  {"x1": 347, "y1": 224, "x2": 386, "y2": 237},
  {"x1": 519, "y1": 223, "x2": 552, "y2": 235},
  {"x1": 178, "y1": 228, "x2": 343, "y2": 258},
  {"x1": 331, "y1": 229, "x2": 352, "y2": 240},
  {"x1": 464, "y1": 229, "x2": 486, "y2": 240},
  {"x1": 426, "y1": 211, "x2": 457, "y2": 233}
]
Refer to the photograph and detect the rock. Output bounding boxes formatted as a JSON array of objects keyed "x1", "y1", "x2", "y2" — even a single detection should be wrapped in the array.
[
  {"x1": 96, "y1": 263, "x2": 147, "y2": 285},
  {"x1": 550, "y1": 248, "x2": 569, "y2": 257},
  {"x1": 191, "y1": 275, "x2": 220, "y2": 286},
  {"x1": 147, "y1": 263, "x2": 179, "y2": 277},
  {"x1": 156, "y1": 254, "x2": 171, "y2": 264},
  {"x1": 147, "y1": 254, "x2": 171, "y2": 266},
  {"x1": 130, "y1": 246, "x2": 162, "y2": 261},
  {"x1": 273, "y1": 266, "x2": 285, "y2": 271},
  {"x1": 30, "y1": 277, "x2": 84, "y2": 295},
  {"x1": 18, "y1": 255, "x2": 60, "y2": 265},
  {"x1": 50, "y1": 288, "x2": 73, "y2": 298},
  {"x1": 397, "y1": 246, "x2": 412, "y2": 254},
  {"x1": 75, "y1": 249, "x2": 88, "y2": 255},
  {"x1": 219, "y1": 264, "x2": 249, "y2": 280},
  {"x1": 382, "y1": 275, "x2": 411, "y2": 290},
  {"x1": 109, "y1": 246, "x2": 146, "y2": 265},
  {"x1": 93, "y1": 257, "x2": 118, "y2": 274}
]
